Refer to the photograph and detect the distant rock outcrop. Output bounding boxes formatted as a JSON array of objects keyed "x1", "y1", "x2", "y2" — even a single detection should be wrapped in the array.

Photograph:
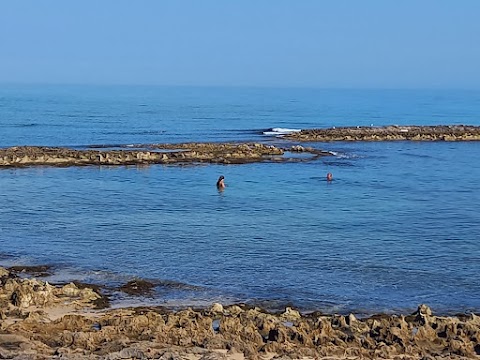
[
  {"x1": 0, "y1": 143, "x2": 283, "y2": 167},
  {"x1": 285, "y1": 125, "x2": 480, "y2": 141},
  {"x1": 0, "y1": 143, "x2": 334, "y2": 168}
]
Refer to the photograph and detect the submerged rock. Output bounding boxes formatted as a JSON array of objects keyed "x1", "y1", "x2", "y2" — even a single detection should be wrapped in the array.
[
  {"x1": 119, "y1": 279, "x2": 157, "y2": 296},
  {"x1": 8, "y1": 265, "x2": 53, "y2": 277}
]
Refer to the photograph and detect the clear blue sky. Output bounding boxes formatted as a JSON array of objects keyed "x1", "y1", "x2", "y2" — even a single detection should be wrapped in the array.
[{"x1": 1, "y1": 0, "x2": 479, "y2": 88}]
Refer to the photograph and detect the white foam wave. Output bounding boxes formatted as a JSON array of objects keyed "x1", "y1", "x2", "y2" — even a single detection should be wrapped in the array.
[
  {"x1": 333, "y1": 153, "x2": 361, "y2": 159},
  {"x1": 263, "y1": 127, "x2": 302, "y2": 136},
  {"x1": 272, "y1": 127, "x2": 301, "y2": 133}
]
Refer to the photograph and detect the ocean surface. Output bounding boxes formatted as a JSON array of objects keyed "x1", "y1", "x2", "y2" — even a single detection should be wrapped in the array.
[{"x1": 1, "y1": 85, "x2": 480, "y2": 315}]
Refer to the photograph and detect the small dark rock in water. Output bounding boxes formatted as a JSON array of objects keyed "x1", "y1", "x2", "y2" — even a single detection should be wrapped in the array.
[
  {"x1": 119, "y1": 279, "x2": 156, "y2": 296},
  {"x1": 8, "y1": 265, "x2": 53, "y2": 277},
  {"x1": 91, "y1": 295, "x2": 111, "y2": 309}
]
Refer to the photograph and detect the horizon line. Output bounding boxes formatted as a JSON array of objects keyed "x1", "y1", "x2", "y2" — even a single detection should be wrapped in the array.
[{"x1": 1, "y1": 81, "x2": 479, "y2": 92}]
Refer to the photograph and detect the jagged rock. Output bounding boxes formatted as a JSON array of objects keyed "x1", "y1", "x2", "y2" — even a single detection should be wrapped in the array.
[
  {"x1": 0, "y1": 267, "x2": 10, "y2": 277},
  {"x1": 347, "y1": 313, "x2": 357, "y2": 324},
  {"x1": 417, "y1": 303, "x2": 433, "y2": 316},
  {"x1": 281, "y1": 307, "x2": 301, "y2": 320},
  {"x1": 1, "y1": 271, "x2": 480, "y2": 359},
  {"x1": 210, "y1": 303, "x2": 224, "y2": 314},
  {"x1": 225, "y1": 305, "x2": 243, "y2": 316},
  {"x1": 61, "y1": 282, "x2": 82, "y2": 297}
]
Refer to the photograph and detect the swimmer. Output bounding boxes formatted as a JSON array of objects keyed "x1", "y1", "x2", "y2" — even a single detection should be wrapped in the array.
[
  {"x1": 216, "y1": 175, "x2": 226, "y2": 189},
  {"x1": 326, "y1": 172, "x2": 333, "y2": 181}
]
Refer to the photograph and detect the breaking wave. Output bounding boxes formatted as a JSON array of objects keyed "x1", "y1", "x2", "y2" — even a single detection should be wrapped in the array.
[{"x1": 262, "y1": 127, "x2": 302, "y2": 136}]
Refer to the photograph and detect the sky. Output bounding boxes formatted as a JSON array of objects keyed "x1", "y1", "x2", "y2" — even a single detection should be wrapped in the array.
[{"x1": 0, "y1": 0, "x2": 479, "y2": 88}]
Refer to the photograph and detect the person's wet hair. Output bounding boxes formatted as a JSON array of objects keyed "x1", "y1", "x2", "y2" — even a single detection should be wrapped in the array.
[{"x1": 217, "y1": 175, "x2": 225, "y2": 188}]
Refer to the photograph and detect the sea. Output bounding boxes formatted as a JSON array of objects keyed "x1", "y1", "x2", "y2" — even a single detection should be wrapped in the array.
[{"x1": 1, "y1": 84, "x2": 479, "y2": 316}]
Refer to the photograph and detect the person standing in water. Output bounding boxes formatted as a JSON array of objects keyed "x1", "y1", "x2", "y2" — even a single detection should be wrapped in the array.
[
  {"x1": 326, "y1": 173, "x2": 333, "y2": 182},
  {"x1": 216, "y1": 175, "x2": 226, "y2": 190}
]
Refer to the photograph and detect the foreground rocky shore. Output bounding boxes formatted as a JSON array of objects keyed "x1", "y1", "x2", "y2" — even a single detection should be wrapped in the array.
[
  {"x1": 0, "y1": 143, "x2": 329, "y2": 167},
  {"x1": 1, "y1": 267, "x2": 479, "y2": 359},
  {"x1": 284, "y1": 125, "x2": 480, "y2": 142}
]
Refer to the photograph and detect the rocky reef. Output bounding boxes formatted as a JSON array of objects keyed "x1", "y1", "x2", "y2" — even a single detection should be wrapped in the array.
[
  {"x1": 1, "y1": 267, "x2": 479, "y2": 359},
  {"x1": 2, "y1": 125, "x2": 479, "y2": 167},
  {"x1": 0, "y1": 143, "x2": 329, "y2": 168},
  {"x1": 284, "y1": 125, "x2": 480, "y2": 142}
]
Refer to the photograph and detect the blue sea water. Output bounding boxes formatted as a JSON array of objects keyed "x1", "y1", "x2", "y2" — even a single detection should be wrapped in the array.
[{"x1": 1, "y1": 85, "x2": 480, "y2": 315}]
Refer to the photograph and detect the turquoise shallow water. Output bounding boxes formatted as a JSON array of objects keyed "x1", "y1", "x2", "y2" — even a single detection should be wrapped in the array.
[{"x1": 1, "y1": 85, "x2": 479, "y2": 314}]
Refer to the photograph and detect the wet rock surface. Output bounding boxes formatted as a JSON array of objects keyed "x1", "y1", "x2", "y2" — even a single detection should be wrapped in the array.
[
  {"x1": 1, "y1": 267, "x2": 479, "y2": 359},
  {"x1": 119, "y1": 279, "x2": 157, "y2": 296},
  {"x1": 285, "y1": 125, "x2": 480, "y2": 142},
  {"x1": 8, "y1": 265, "x2": 53, "y2": 278}
]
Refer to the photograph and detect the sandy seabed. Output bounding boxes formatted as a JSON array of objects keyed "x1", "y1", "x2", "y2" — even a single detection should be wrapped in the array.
[{"x1": 1, "y1": 266, "x2": 479, "y2": 359}]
